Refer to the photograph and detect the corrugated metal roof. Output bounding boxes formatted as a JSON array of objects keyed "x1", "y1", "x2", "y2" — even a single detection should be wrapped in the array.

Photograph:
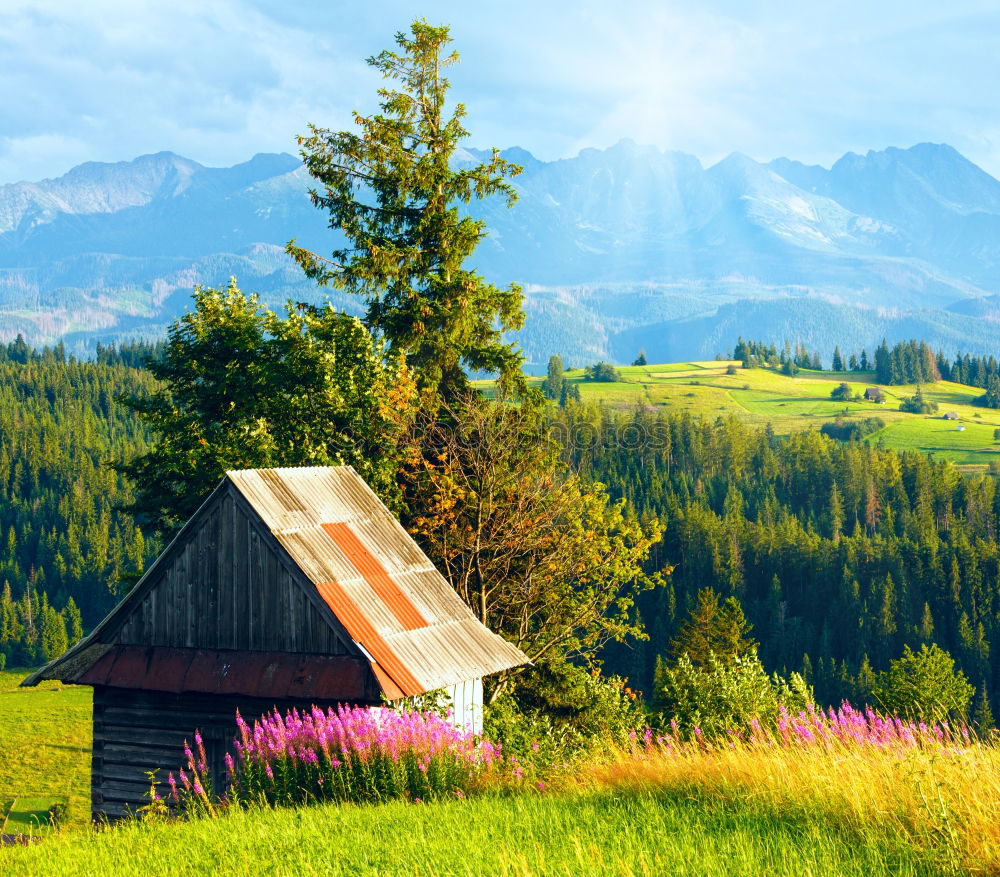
[{"x1": 227, "y1": 467, "x2": 527, "y2": 697}]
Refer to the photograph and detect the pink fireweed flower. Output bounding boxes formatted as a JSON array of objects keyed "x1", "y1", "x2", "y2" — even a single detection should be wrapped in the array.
[{"x1": 215, "y1": 703, "x2": 503, "y2": 807}]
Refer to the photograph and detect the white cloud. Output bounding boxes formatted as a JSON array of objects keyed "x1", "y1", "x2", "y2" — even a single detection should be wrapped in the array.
[
  {"x1": 0, "y1": 0, "x2": 998, "y2": 182},
  {"x1": 0, "y1": 0, "x2": 374, "y2": 180}
]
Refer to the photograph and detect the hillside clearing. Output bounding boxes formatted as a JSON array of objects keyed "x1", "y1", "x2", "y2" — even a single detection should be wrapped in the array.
[{"x1": 504, "y1": 361, "x2": 1000, "y2": 468}]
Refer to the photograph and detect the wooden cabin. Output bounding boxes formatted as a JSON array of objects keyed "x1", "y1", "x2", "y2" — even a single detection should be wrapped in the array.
[{"x1": 22, "y1": 467, "x2": 527, "y2": 822}]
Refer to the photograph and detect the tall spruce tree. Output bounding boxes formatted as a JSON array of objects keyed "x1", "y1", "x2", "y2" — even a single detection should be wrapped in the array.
[
  {"x1": 973, "y1": 681, "x2": 995, "y2": 734},
  {"x1": 874, "y1": 339, "x2": 891, "y2": 384},
  {"x1": 542, "y1": 354, "x2": 564, "y2": 400},
  {"x1": 668, "y1": 588, "x2": 757, "y2": 667},
  {"x1": 288, "y1": 20, "x2": 525, "y2": 397}
]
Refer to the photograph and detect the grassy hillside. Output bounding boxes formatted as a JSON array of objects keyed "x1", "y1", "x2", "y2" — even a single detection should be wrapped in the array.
[
  {"x1": 519, "y1": 361, "x2": 1000, "y2": 468},
  {"x1": 3, "y1": 668, "x2": 999, "y2": 874},
  {"x1": 0, "y1": 670, "x2": 91, "y2": 832},
  {"x1": 1, "y1": 782, "x2": 938, "y2": 876}
]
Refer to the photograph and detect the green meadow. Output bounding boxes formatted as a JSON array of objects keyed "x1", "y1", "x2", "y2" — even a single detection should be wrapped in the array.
[
  {"x1": 1, "y1": 780, "x2": 936, "y2": 877},
  {"x1": 515, "y1": 362, "x2": 1000, "y2": 469},
  {"x1": 0, "y1": 669, "x2": 953, "y2": 876},
  {"x1": 0, "y1": 670, "x2": 91, "y2": 832}
]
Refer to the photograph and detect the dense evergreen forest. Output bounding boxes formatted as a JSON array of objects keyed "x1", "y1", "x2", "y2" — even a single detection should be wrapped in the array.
[
  {"x1": 555, "y1": 404, "x2": 1000, "y2": 716},
  {"x1": 3, "y1": 330, "x2": 1000, "y2": 719},
  {"x1": 0, "y1": 339, "x2": 161, "y2": 667}
]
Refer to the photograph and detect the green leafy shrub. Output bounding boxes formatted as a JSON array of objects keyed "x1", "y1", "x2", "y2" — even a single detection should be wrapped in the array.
[
  {"x1": 653, "y1": 652, "x2": 812, "y2": 738},
  {"x1": 820, "y1": 416, "x2": 885, "y2": 442},
  {"x1": 484, "y1": 663, "x2": 646, "y2": 766},
  {"x1": 47, "y1": 800, "x2": 69, "y2": 828},
  {"x1": 871, "y1": 644, "x2": 974, "y2": 724},
  {"x1": 584, "y1": 362, "x2": 621, "y2": 382},
  {"x1": 899, "y1": 388, "x2": 938, "y2": 414},
  {"x1": 829, "y1": 382, "x2": 853, "y2": 401}
]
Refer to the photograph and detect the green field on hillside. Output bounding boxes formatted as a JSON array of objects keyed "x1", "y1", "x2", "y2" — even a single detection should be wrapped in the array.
[
  {"x1": 513, "y1": 362, "x2": 1000, "y2": 469},
  {"x1": 0, "y1": 668, "x2": 989, "y2": 874},
  {"x1": 1, "y1": 785, "x2": 935, "y2": 877},
  {"x1": 0, "y1": 670, "x2": 91, "y2": 831}
]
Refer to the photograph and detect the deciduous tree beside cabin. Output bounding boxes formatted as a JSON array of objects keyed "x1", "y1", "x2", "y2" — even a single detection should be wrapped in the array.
[
  {"x1": 122, "y1": 283, "x2": 416, "y2": 535},
  {"x1": 403, "y1": 392, "x2": 666, "y2": 701}
]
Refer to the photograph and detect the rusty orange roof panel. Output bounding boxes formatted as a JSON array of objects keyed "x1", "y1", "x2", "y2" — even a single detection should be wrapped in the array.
[
  {"x1": 225, "y1": 466, "x2": 528, "y2": 697},
  {"x1": 314, "y1": 577, "x2": 425, "y2": 696},
  {"x1": 321, "y1": 522, "x2": 428, "y2": 632}
]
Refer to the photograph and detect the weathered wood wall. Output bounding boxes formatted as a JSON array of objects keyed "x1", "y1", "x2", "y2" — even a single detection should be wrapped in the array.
[
  {"x1": 115, "y1": 487, "x2": 351, "y2": 654},
  {"x1": 91, "y1": 685, "x2": 373, "y2": 821}
]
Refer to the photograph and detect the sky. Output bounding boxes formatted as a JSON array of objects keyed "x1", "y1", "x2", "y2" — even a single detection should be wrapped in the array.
[{"x1": 1, "y1": 0, "x2": 998, "y2": 184}]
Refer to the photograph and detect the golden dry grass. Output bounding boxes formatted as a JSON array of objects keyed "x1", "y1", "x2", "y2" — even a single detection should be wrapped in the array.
[{"x1": 580, "y1": 736, "x2": 1000, "y2": 875}]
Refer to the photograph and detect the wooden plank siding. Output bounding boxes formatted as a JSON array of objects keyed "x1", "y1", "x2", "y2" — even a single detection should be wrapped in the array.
[
  {"x1": 114, "y1": 488, "x2": 351, "y2": 655},
  {"x1": 92, "y1": 686, "x2": 373, "y2": 822}
]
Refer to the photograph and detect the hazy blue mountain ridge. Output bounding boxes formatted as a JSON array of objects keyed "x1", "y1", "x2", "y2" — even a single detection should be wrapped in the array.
[{"x1": 0, "y1": 141, "x2": 997, "y2": 369}]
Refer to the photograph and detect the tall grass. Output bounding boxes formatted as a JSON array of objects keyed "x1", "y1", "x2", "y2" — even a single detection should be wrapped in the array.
[
  {"x1": 581, "y1": 705, "x2": 1000, "y2": 874},
  {"x1": 1, "y1": 789, "x2": 938, "y2": 876}
]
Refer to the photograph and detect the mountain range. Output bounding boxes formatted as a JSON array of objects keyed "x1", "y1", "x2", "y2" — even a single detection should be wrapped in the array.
[{"x1": 1, "y1": 141, "x2": 999, "y2": 370}]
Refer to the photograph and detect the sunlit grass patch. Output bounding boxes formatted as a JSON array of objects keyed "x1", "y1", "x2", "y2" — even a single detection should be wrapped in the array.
[
  {"x1": 0, "y1": 670, "x2": 91, "y2": 832},
  {"x1": 731, "y1": 389, "x2": 859, "y2": 419},
  {"x1": 573, "y1": 380, "x2": 644, "y2": 401},
  {"x1": 582, "y1": 734, "x2": 1000, "y2": 876},
  {"x1": 870, "y1": 417, "x2": 1000, "y2": 465},
  {"x1": 2, "y1": 785, "x2": 939, "y2": 877}
]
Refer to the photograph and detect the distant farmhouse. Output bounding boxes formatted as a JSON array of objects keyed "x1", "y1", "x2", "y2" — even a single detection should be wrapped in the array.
[
  {"x1": 943, "y1": 412, "x2": 959, "y2": 420},
  {"x1": 23, "y1": 467, "x2": 527, "y2": 822},
  {"x1": 864, "y1": 387, "x2": 886, "y2": 403}
]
